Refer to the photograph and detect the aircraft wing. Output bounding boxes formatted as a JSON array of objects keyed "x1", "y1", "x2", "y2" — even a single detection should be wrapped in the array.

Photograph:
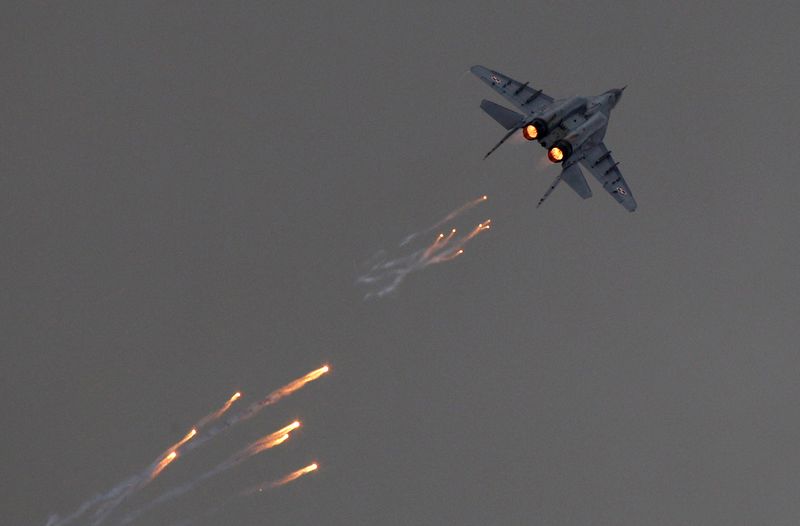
[
  {"x1": 579, "y1": 143, "x2": 637, "y2": 212},
  {"x1": 470, "y1": 65, "x2": 554, "y2": 115}
]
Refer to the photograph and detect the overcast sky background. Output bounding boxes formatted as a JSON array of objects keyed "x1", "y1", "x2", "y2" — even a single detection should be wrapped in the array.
[{"x1": 3, "y1": 1, "x2": 799, "y2": 525}]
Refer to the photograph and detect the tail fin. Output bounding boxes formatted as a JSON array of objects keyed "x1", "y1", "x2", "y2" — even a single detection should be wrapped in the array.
[
  {"x1": 561, "y1": 164, "x2": 592, "y2": 199},
  {"x1": 480, "y1": 100, "x2": 524, "y2": 130}
]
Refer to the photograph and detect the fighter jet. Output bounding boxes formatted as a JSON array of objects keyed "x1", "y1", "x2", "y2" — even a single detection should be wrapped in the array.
[{"x1": 471, "y1": 65, "x2": 636, "y2": 212}]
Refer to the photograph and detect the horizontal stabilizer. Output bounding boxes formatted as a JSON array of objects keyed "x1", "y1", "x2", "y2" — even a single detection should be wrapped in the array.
[
  {"x1": 561, "y1": 164, "x2": 592, "y2": 199},
  {"x1": 480, "y1": 99, "x2": 524, "y2": 130}
]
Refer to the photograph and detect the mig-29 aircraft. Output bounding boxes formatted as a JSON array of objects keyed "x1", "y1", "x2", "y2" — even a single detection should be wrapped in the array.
[{"x1": 471, "y1": 65, "x2": 637, "y2": 212}]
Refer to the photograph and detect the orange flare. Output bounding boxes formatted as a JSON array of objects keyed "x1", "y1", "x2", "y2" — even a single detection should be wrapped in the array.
[
  {"x1": 271, "y1": 463, "x2": 319, "y2": 488},
  {"x1": 177, "y1": 428, "x2": 197, "y2": 447},
  {"x1": 424, "y1": 229, "x2": 456, "y2": 259},
  {"x1": 434, "y1": 230, "x2": 454, "y2": 245},
  {"x1": 433, "y1": 249, "x2": 464, "y2": 263},
  {"x1": 161, "y1": 426, "x2": 197, "y2": 458},
  {"x1": 216, "y1": 391, "x2": 243, "y2": 417},
  {"x1": 196, "y1": 390, "x2": 244, "y2": 428},
  {"x1": 276, "y1": 420, "x2": 301, "y2": 435},
  {"x1": 431, "y1": 195, "x2": 489, "y2": 232},
  {"x1": 264, "y1": 366, "x2": 330, "y2": 404},
  {"x1": 465, "y1": 220, "x2": 492, "y2": 241},
  {"x1": 151, "y1": 451, "x2": 178, "y2": 479},
  {"x1": 245, "y1": 421, "x2": 300, "y2": 457}
]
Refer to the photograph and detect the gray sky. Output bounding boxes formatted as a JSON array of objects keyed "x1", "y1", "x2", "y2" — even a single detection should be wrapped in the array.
[{"x1": 3, "y1": 1, "x2": 800, "y2": 524}]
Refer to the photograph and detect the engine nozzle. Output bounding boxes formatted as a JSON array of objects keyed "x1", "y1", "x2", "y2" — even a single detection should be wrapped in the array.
[
  {"x1": 547, "y1": 140, "x2": 572, "y2": 163},
  {"x1": 522, "y1": 119, "x2": 548, "y2": 141}
]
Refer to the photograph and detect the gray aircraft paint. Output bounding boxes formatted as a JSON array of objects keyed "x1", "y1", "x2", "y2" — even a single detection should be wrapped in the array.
[{"x1": 472, "y1": 65, "x2": 636, "y2": 212}]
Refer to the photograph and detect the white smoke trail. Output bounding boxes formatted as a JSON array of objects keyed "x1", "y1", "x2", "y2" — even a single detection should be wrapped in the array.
[
  {"x1": 46, "y1": 367, "x2": 327, "y2": 526},
  {"x1": 398, "y1": 194, "x2": 487, "y2": 247},
  {"x1": 117, "y1": 425, "x2": 295, "y2": 525},
  {"x1": 357, "y1": 196, "x2": 491, "y2": 299}
]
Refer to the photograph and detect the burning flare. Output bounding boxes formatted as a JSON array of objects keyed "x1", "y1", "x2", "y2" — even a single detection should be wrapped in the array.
[
  {"x1": 46, "y1": 368, "x2": 329, "y2": 526},
  {"x1": 150, "y1": 451, "x2": 177, "y2": 480},
  {"x1": 158, "y1": 427, "x2": 198, "y2": 459},
  {"x1": 244, "y1": 463, "x2": 320, "y2": 493},
  {"x1": 271, "y1": 463, "x2": 319, "y2": 488},
  {"x1": 196, "y1": 391, "x2": 243, "y2": 428},
  {"x1": 399, "y1": 194, "x2": 488, "y2": 248},
  {"x1": 423, "y1": 228, "x2": 456, "y2": 259},
  {"x1": 116, "y1": 422, "x2": 299, "y2": 525},
  {"x1": 259, "y1": 366, "x2": 330, "y2": 406},
  {"x1": 465, "y1": 219, "x2": 492, "y2": 241},
  {"x1": 244, "y1": 421, "x2": 300, "y2": 457},
  {"x1": 357, "y1": 195, "x2": 493, "y2": 298},
  {"x1": 179, "y1": 428, "x2": 198, "y2": 445}
]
